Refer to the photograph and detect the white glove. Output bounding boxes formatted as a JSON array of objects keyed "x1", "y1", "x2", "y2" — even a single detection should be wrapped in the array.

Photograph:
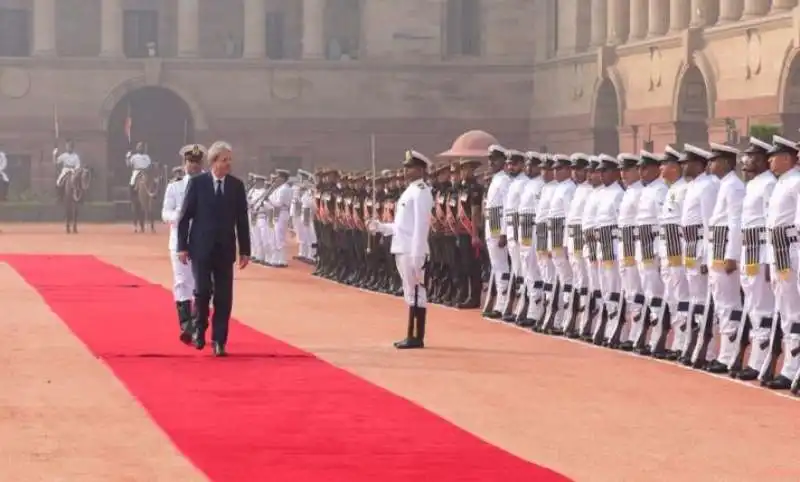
[{"x1": 367, "y1": 219, "x2": 380, "y2": 233}]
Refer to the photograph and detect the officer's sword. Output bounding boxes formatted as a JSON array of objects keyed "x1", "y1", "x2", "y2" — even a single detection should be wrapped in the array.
[{"x1": 367, "y1": 133, "x2": 376, "y2": 253}]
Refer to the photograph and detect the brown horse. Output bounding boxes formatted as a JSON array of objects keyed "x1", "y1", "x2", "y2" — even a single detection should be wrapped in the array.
[
  {"x1": 63, "y1": 167, "x2": 92, "y2": 234},
  {"x1": 132, "y1": 165, "x2": 162, "y2": 233}
]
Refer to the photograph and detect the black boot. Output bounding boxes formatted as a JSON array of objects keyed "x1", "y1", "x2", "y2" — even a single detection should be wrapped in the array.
[
  {"x1": 396, "y1": 307, "x2": 425, "y2": 350},
  {"x1": 177, "y1": 300, "x2": 193, "y2": 345},
  {"x1": 394, "y1": 306, "x2": 416, "y2": 348}
]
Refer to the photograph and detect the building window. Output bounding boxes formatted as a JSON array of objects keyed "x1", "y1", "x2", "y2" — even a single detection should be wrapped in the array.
[
  {"x1": 445, "y1": 0, "x2": 481, "y2": 57},
  {"x1": 266, "y1": 11, "x2": 286, "y2": 59},
  {"x1": 324, "y1": 0, "x2": 361, "y2": 60},
  {"x1": 0, "y1": 8, "x2": 31, "y2": 57},
  {"x1": 123, "y1": 9, "x2": 159, "y2": 58}
]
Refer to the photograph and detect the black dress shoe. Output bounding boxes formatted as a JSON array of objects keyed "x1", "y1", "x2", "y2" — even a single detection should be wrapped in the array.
[
  {"x1": 634, "y1": 345, "x2": 651, "y2": 356},
  {"x1": 213, "y1": 342, "x2": 227, "y2": 357},
  {"x1": 179, "y1": 324, "x2": 193, "y2": 346},
  {"x1": 618, "y1": 341, "x2": 634, "y2": 351},
  {"x1": 484, "y1": 311, "x2": 502, "y2": 319},
  {"x1": 734, "y1": 367, "x2": 759, "y2": 381},
  {"x1": 765, "y1": 375, "x2": 792, "y2": 390},
  {"x1": 192, "y1": 332, "x2": 206, "y2": 350},
  {"x1": 394, "y1": 337, "x2": 424, "y2": 349},
  {"x1": 705, "y1": 360, "x2": 729, "y2": 374},
  {"x1": 664, "y1": 350, "x2": 680, "y2": 361}
]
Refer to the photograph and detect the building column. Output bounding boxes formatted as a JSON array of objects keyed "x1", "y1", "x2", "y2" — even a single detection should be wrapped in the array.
[
  {"x1": 607, "y1": 0, "x2": 629, "y2": 45},
  {"x1": 771, "y1": 0, "x2": 798, "y2": 12},
  {"x1": 690, "y1": 0, "x2": 711, "y2": 26},
  {"x1": 669, "y1": 0, "x2": 691, "y2": 32},
  {"x1": 302, "y1": 0, "x2": 326, "y2": 59},
  {"x1": 177, "y1": 0, "x2": 199, "y2": 57},
  {"x1": 629, "y1": 0, "x2": 648, "y2": 41},
  {"x1": 242, "y1": 0, "x2": 266, "y2": 58},
  {"x1": 647, "y1": 0, "x2": 668, "y2": 37},
  {"x1": 591, "y1": 0, "x2": 608, "y2": 46},
  {"x1": 100, "y1": 0, "x2": 123, "y2": 57},
  {"x1": 742, "y1": 0, "x2": 770, "y2": 18},
  {"x1": 32, "y1": 0, "x2": 56, "y2": 56},
  {"x1": 718, "y1": 0, "x2": 744, "y2": 22}
]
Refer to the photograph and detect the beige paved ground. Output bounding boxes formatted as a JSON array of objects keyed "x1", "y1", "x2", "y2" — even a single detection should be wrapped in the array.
[{"x1": 1, "y1": 224, "x2": 799, "y2": 481}]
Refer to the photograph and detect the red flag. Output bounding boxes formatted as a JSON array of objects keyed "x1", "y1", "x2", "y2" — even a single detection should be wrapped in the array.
[{"x1": 124, "y1": 102, "x2": 132, "y2": 144}]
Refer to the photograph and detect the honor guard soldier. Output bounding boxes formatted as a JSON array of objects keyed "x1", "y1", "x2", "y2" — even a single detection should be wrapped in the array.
[
  {"x1": 576, "y1": 157, "x2": 603, "y2": 339},
  {"x1": 694, "y1": 143, "x2": 745, "y2": 373},
  {"x1": 736, "y1": 137, "x2": 776, "y2": 381},
  {"x1": 612, "y1": 153, "x2": 644, "y2": 348},
  {"x1": 760, "y1": 135, "x2": 800, "y2": 390},
  {"x1": 290, "y1": 172, "x2": 305, "y2": 258},
  {"x1": 622, "y1": 150, "x2": 668, "y2": 352},
  {"x1": 296, "y1": 170, "x2": 317, "y2": 263},
  {"x1": 499, "y1": 150, "x2": 530, "y2": 321},
  {"x1": 429, "y1": 163, "x2": 454, "y2": 304},
  {"x1": 384, "y1": 171, "x2": 404, "y2": 296},
  {"x1": 268, "y1": 169, "x2": 293, "y2": 267},
  {"x1": 532, "y1": 155, "x2": 559, "y2": 332},
  {"x1": 368, "y1": 150, "x2": 435, "y2": 349},
  {"x1": 126, "y1": 141, "x2": 153, "y2": 200},
  {"x1": 350, "y1": 173, "x2": 369, "y2": 286},
  {"x1": 374, "y1": 169, "x2": 396, "y2": 293},
  {"x1": 678, "y1": 145, "x2": 720, "y2": 363},
  {"x1": 481, "y1": 145, "x2": 513, "y2": 318},
  {"x1": 161, "y1": 144, "x2": 205, "y2": 343},
  {"x1": 591, "y1": 154, "x2": 626, "y2": 346},
  {"x1": 438, "y1": 162, "x2": 462, "y2": 306},
  {"x1": 314, "y1": 169, "x2": 338, "y2": 278},
  {"x1": 562, "y1": 153, "x2": 592, "y2": 337},
  {"x1": 515, "y1": 152, "x2": 546, "y2": 325},
  {"x1": 247, "y1": 174, "x2": 270, "y2": 263},
  {"x1": 454, "y1": 158, "x2": 485, "y2": 309},
  {"x1": 54, "y1": 139, "x2": 82, "y2": 201}
]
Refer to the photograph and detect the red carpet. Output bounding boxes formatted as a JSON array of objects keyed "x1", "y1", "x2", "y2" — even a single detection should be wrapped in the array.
[{"x1": 3, "y1": 254, "x2": 569, "y2": 482}]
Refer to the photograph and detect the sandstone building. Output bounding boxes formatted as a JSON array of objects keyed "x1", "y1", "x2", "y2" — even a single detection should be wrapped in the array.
[{"x1": 0, "y1": 0, "x2": 534, "y2": 201}]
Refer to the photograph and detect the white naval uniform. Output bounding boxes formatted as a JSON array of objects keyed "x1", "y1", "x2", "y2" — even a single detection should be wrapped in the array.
[
  {"x1": 593, "y1": 181, "x2": 625, "y2": 340},
  {"x1": 501, "y1": 172, "x2": 530, "y2": 314},
  {"x1": 517, "y1": 175, "x2": 546, "y2": 321},
  {"x1": 547, "y1": 178, "x2": 577, "y2": 328},
  {"x1": 485, "y1": 171, "x2": 512, "y2": 311},
  {"x1": 0, "y1": 150, "x2": 9, "y2": 183},
  {"x1": 763, "y1": 167, "x2": 800, "y2": 382},
  {"x1": 701, "y1": 171, "x2": 745, "y2": 366},
  {"x1": 740, "y1": 170, "x2": 776, "y2": 372},
  {"x1": 566, "y1": 181, "x2": 592, "y2": 316},
  {"x1": 372, "y1": 179, "x2": 434, "y2": 308},
  {"x1": 680, "y1": 173, "x2": 719, "y2": 354},
  {"x1": 161, "y1": 175, "x2": 196, "y2": 302},
  {"x1": 127, "y1": 152, "x2": 153, "y2": 186},
  {"x1": 248, "y1": 186, "x2": 269, "y2": 262},
  {"x1": 628, "y1": 178, "x2": 668, "y2": 346},
  {"x1": 290, "y1": 185, "x2": 304, "y2": 256},
  {"x1": 269, "y1": 182, "x2": 294, "y2": 265},
  {"x1": 56, "y1": 152, "x2": 81, "y2": 186},
  {"x1": 617, "y1": 180, "x2": 644, "y2": 329},
  {"x1": 535, "y1": 180, "x2": 558, "y2": 317},
  {"x1": 578, "y1": 184, "x2": 602, "y2": 334},
  {"x1": 299, "y1": 188, "x2": 318, "y2": 259}
]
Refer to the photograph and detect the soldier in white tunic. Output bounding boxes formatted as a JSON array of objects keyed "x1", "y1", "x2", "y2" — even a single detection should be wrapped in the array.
[
  {"x1": 735, "y1": 138, "x2": 776, "y2": 382},
  {"x1": 161, "y1": 144, "x2": 204, "y2": 344},
  {"x1": 0, "y1": 146, "x2": 9, "y2": 201},
  {"x1": 295, "y1": 170, "x2": 317, "y2": 262},
  {"x1": 126, "y1": 141, "x2": 153, "y2": 198},
  {"x1": 610, "y1": 153, "x2": 644, "y2": 348},
  {"x1": 481, "y1": 145, "x2": 513, "y2": 318},
  {"x1": 247, "y1": 175, "x2": 269, "y2": 263},
  {"x1": 54, "y1": 139, "x2": 81, "y2": 201},
  {"x1": 576, "y1": 157, "x2": 603, "y2": 339},
  {"x1": 542, "y1": 154, "x2": 577, "y2": 334},
  {"x1": 368, "y1": 150, "x2": 434, "y2": 349},
  {"x1": 591, "y1": 155, "x2": 626, "y2": 345},
  {"x1": 563, "y1": 153, "x2": 592, "y2": 337},
  {"x1": 515, "y1": 152, "x2": 546, "y2": 326},
  {"x1": 677, "y1": 145, "x2": 719, "y2": 364},
  {"x1": 621, "y1": 151, "x2": 668, "y2": 352},
  {"x1": 532, "y1": 156, "x2": 559, "y2": 332},
  {"x1": 760, "y1": 136, "x2": 800, "y2": 390},
  {"x1": 692, "y1": 143, "x2": 745, "y2": 373},
  {"x1": 497, "y1": 150, "x2": 529, "y2": 321},
  {"x1": 268, "y1": 169, "x2": 294, "y2": 267}
]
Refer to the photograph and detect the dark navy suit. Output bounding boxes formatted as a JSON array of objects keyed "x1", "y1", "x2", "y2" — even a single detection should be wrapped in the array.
[{"x1": 177, "y1": 172, "x2": 250, "y2": 345}]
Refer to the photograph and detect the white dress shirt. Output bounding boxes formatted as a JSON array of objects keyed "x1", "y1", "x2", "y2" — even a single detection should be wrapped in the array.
[
  {"x1": 708, "y1": 171, "x2": 745, "y2": 262},
  {"x1": 618, "y1": 181, "x2": 643, "y2": 227},
  {"x1": 504, "y1": 173, "x2": 529, "y2": 239},
  {"x1": 485, "y1": 171, "x2": 511, "y2": 239},
  {"x1": 373, "y1": 179, "x2": 434, "y2": 258},
  {"x1": 161, "y1": 175, "x2": 190, "y2": 251},
  {"x1": 566, "y1": 182, "x2": 592, "y2": 226},
  {"x1": 547, "y1": 179, "x2": 577, "y2": 219},
  {"x1": 594, "y1": 182, "x2": 624, "y2": 227},
  {"x1": 766, "y1": 167, "x2": 800, "y2": 228}
]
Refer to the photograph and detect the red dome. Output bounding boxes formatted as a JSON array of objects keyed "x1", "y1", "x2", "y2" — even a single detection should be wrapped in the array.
[{"x1": 437, "y1": 130, "x2": 499, "y2": 158}]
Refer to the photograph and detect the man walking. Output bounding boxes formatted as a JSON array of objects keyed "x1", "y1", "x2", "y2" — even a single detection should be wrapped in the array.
[{"x1": 177, "y1": 141, "x2": 251, "y2": 357}]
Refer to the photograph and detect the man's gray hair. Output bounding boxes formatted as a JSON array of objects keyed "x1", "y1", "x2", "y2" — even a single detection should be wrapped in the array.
[{"x1": 208, "y1": 141, "x2": 232, "y2": 162}]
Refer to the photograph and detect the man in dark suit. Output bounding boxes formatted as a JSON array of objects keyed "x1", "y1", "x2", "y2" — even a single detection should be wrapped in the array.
[{"x1": 177, "y1": 141, "x2": 250, "y2": 357}]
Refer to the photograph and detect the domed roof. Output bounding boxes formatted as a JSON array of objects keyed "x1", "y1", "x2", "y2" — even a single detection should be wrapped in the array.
[{"x1": 437, "y1": 130, "x2": 499, "y2": 158}]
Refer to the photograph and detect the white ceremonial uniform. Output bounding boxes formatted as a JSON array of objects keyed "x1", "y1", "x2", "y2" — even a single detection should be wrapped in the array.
[
  {"x1": 535, "y1": 179, "x2": 558, "y2": 319},
  {"x1": 161, "y1": 175, "x2": 195, "y2": 302},
  {"x1": 501, "y1": 171, "x2": 530, "y2": 314},
  {"x1": 679, "y1": 172, "x2": 719, "y2": 354},
  {"x1": 484, "y1": 171, "x2": 512, "y2": 312},
  {"x1": 248, "y1": 185, "x2": 269, "y2": 262},
  {"x1": 127, "y1": 152, "x2": 153, "y2": 186},
  {"x1": 0, "y1": 150, "x2": 9, "y2": 183},
  {"x1": 56, "y1": 151, "x2": 81, "y2": 186},
  {"x1": 290, "y1": 184, "x2": 304, "y2": 256},
  {"x1": 697, "y1": 171, "x2": 744, "y2": 366},
  {"x1": 628, "y1": 178, "x2": 668, "y2": 347},
  {"x1": 763, "y1": 167, "x2": 800, "y2": 382},
  {"x1": 566, "y1": 181, "x2": 593, "y2": 321},
  {"x1": 546, "y1": 178, "x2": 577, "y2": 329},
  {"x1": 269, "y1": 182, "x2": 294, "y2": 266},
  {"x1": 372, "y1": 179, "x2": 434, "y2": 308},
  {"x1": 518, "y1": 175, "x2": 546, "y2": 321},
  {"x1": 593, "y1": 181, "x2": 625, "y2": 341},
  {"x1": 577, "y1": 184, "x2": 602, "y2": 335},
  {"x1": 740, "y1": 170, "x2": 776, "y2": 372},
  {"x1": 617, "y1": 180, "x2": 644, "y2": 334},
  {"x1": 299, "y1": 188, "x2": 318, "y2": 259}
]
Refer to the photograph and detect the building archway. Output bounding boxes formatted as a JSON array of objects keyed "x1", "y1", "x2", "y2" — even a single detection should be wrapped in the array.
[
  {"x1": 106, "y1": 86, "x2": 194, "y2": 198},
  {"x1": 780, "y1": 49, "x2": 800, "y2": 134},
  {"x1": 592, "y1": 78, "x2": 621, "y2": 155},
  {"x1": 675, "y1": 65, "x2": 710, "y2": 146}
]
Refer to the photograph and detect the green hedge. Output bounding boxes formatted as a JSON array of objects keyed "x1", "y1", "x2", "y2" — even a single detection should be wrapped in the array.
[{"x1": 0, "y1": 201, "x2": 139, "y2": 222}]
